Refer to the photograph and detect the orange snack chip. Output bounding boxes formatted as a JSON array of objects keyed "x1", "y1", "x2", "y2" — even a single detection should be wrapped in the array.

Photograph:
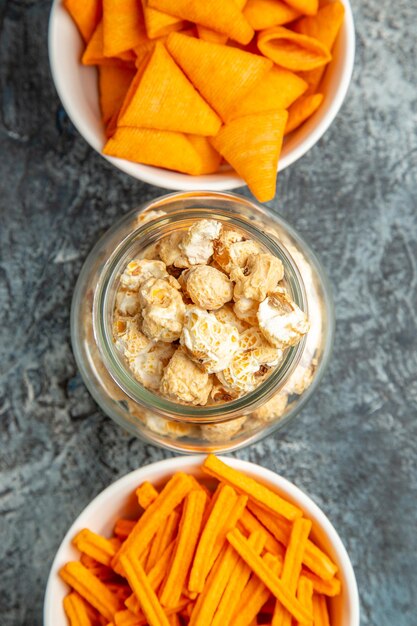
[
  {"x1": 244, "y1": 0, "x2": 301, "y2": 30},
  {"x1": 284, "y1": 0, "x2": 319, "y2": 16},
  {"x1": 102, "y1": 0, "x2": 148, "y2": 58},
  {"x1": 257, "y1": 26, "x2": 332, "y2": 71},
  {"x1": 99, "y1": 65, "x2": 136, "y2": 126},
  {"x1": 63, "y1": 0, "x2": 102, "y2": 43},
  {"x1": 141, "y1": 0, "x2": 186, "y2": 39},
  {"x1": 285, "y1": 93, "x2": 324, "y2": 134}
]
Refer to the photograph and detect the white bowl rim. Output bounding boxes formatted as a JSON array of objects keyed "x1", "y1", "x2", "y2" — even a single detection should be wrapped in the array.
[
  {"x1": 47, "y1": 0, "x2": 355, "y2": 191},
  {"x1": 43, "y1": 455, "x2": 360, "y2": 626}
]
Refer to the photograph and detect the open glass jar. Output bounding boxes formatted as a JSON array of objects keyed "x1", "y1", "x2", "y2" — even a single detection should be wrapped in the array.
[{"x1": 71, "y1": 192, "x2": 334, "y2": 452}]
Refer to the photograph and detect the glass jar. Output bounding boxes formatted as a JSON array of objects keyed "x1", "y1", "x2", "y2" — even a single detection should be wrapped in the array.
[{"x1": 71, "y1": 191, "x2": 334, "y2": 453}]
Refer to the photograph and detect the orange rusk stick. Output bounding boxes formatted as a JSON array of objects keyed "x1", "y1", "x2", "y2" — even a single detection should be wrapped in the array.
[
  {"x1": 312, "y1": 593, "x2": 330, "y2": 626},
  {"x1": 230, "y1": 552, "x2": 282, "y2": 626},
  {"x1": 114, "y1": 609, "x2": 145, "y2": 625},
  {"x1": 202, "y1": 455, "x2": 302, "y2": 521},
  {"x1": 189, "y1": 542, "x2": 241, "y2": 626},
  {"x1": 146, "y1": 510, "x2": 180, "y2": 571},
  {"x1": 114, "y1": 519, "x2": 136, "y2": 540},
  {"x1": 112, "y1": 473, "x2": 194, "y2": 574},
  {"x1": 160, "y1": 490, "x2": 207, "y2": 608},
  {"x1": 60, "y1": 562, "x2": 120, "y2": 623},
  {"x1": 296, "y1": 576, "x2": 314, "y2": 626},
  {"x1": 208, "y1": 494, "x2": 248, "y2": 572},
  {"x1": 136, "y1": 482, "x2": 159, "y2": 509},
  {"x1": 139, "y1": 543, "x2": 152, "y2": 569},
  {"x1": 240, "y1": 508, "x2": 284, "y2": 557},
  {"x1": 248, "y1": 502, "x2": 338, "y2": 580},
  {"x1": 73, "y1": 529, "x2": 117, "y2": 567},
  {"x1": 63, "y1": 592, "x2": 93, "y2": 626},
  {"x1": 211, "y1": 530, "x2": 266, "y2": 626},
  {"x1": 119, "y1": 553, "x2": 171, "y2": 626},
  {"x1": 188, "y1": 484, "x2": 238, "y2": 593},
  {"x1": 300, "y1": 570, "x2": 341, "y2": 596},
  {"x1": 226, "y1": 529, "x2": 313, "y2": 625},
  {"x1": 272, "y1": 518, "x2": 312, "y2": 626}
]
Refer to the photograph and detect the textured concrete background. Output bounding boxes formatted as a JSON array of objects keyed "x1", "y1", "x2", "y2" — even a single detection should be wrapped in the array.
[{"x1": 0, "y1": 1, "x2": 416, "y2": 624}]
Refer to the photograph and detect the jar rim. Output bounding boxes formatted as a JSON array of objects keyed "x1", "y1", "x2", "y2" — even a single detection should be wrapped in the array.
[{"x1": 93, "y1": 195, "x2": 309, "y2": 423}]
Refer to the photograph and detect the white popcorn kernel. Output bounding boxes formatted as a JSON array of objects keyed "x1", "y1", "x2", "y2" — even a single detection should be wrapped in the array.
[
  {"x1": 157, "y1": 231, "x2": 190, "y2": 268},
  {"x1": 129, "y1": 342, "x2": 176, "y2": 390},
  {"x1": 212, "y1": 228, "x2": 245, "y2": 271},
  {"x1": 179, "y1": 219, "x2": 222, "y2": 265},
  {"x1": 201, "y1": 417, "x2": 247, "y2": 442},
  {"x1": 217, "y1": 350, "x2": 261, "y2": 394},
  {"x1": 115, "y1": 289, "x2": 140, "y2": 316},
  {"x1": 233, "y1": 297, "x2": 259, "y2": 326},
  {"x1": 139, "y1": 278, "x2": 186, "y2": 343},
  {"x1": 213, "y1": 304, "x2": 250, "y2": 333},
  {"x1": 214, "y1": 237, "x2": 262, "y2": 274},
  {"x1": 160, "y1": 348, "x2": 213, "y2": 405},
  {"x1": 231, "y1": 253, "x2": 284, "y2": 302},
  {"x1": 180, "y1": 306, "x2": 239, "y2": 373},
  {"x1": 257, "y1": 287, "x2": 310, "y2": 349},
  {"x1": 182, "y1": 265, "x2": 233, "y2": 310},
  {"x1": 113, "y1": 315, "x2": 153, "y2": 359},
  {"x1": 120, "y1": 259, "x2": 168, "y2": 291},
  {"x1": 239, "y1": 327, "x2": 283, "y2": 367}
]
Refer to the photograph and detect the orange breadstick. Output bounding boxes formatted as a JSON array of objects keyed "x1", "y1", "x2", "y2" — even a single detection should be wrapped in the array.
[
  {"x1": 212, "y1": 531, "x2": 266, "y2": 626},
  {"x1": 312, "y1": 593, "x2": 330, "y2": 626},
  {"x1": 285, "y1": 94, "x2": 324, "y2": 135},
  {"x1": 230, "y1": 552, "x2": 282, "y2": 626},
  {"x1": 73, "y1": 529, "x2": 117, "y2": 567},
  {"x1": 226, "y1": 529, "x2": 313, "y2": 625},
  {"x1": 146, "y1": 510, "x2": 180, "y2": 571},
  {"x1": 112, "y1": 473, "x2": 194, "y2": 575},
  {"x1": 247, "y1": 502, "x2": 338, "y2": 581},
  {"x1": 271, "y1": 518, "x2": 312, "y2": 626},
  {"x1": 296, "y1": 576, "x2": 314, "y2": 626},
  {"x1": 166, "y1": 33, "x2": 272, "y2": 122},
  {"x1": 119, "y1": 553, "x2": 170, "y2": 626},
  {"x1": 240, "y1": 509, "x2": 284, "y2": 557},
  {"x1": 257, "y1": 26, "x2": 331, "y2": 71},
  {"x1": 114, "y1": 609, "x2": 145, "y2": 625},
  {"x1": 243, "y1": 0, "x2": 301, "y2": 30},
  {"x1": 160, "y1": 490, "x2": 207, "y2": 608},
  {"x1": 79, "y1": 553, "x2": 115, "y2": 582},
  {"x1": 136, "y1": 482, "x2": 159, "y2": 509},
  {"x1": 147, "y1": 0, "x2": 254, "y2": 45},
  {"x1": 114, "y1": 519, "x2": 136, "y2": 540},
  {"x1": 202, "y1": 455, "x2": 302, "y2": 522},
  {"x1": 63, "y1": 0, "x2": 102, "y2": 43},
  {"x1": 141, "y1": 0, "x2": 186, "y2": 39},
  {"x1": 60, "y1": 562, "x2": 120, "y2": 623},
  {"x1": 208, "y1": 494, "x2": 248, "y2": 571},
  {"x1": 63, "y1": 592, "x2": 93, "y2": 626},
  {"x1": 188, "y1": 484, "x2": 238, "y2": 593},
  {"x1": 300, "y1": 570, "x2": 341, "y2": 596},
  {"x1": 284, "y1": 0, "x2": 318, "y2": 16}
]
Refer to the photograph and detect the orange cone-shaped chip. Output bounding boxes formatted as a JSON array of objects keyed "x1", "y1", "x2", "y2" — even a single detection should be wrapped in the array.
[
  {"x1": 104, "y1": 128, "x2": 219, "y2": 175},
  {"x1": 118, "y1": 43, "x2": 221, "y2": 135},
  {"x1": 63, "y1": 0, "x2": 101, "y2": 43},
  {"x1": 141, "y1": 0, "x2": 186, "y2": 39},
  {"x1": 82, "y1": 21, "x2": 126, "y2": 66},
  {"x1": 243, "y1": 0, "x2": 301, "y2": 30},
  {"x1": 197, "y1": 26, "x2": 228, "y2": 45},
  {"x1": 257, "y1": 25, "x2": 331, "y2": 71},
  {"x1": 188, "y1": 136, "x2": 222, "y2": 174},
  {"x1": 148, "y1": 0, "x2": 254, "y2": 45},
  {"x1": 293, "y1": 1, "x2": 345, "y2": 91},
  {"x1": 211, "y1": 110, "x2": 288, "y2": 202},
  {"x1": 284, "y1": 93, "x2": 323, "y2": 134},
  {"x1": 228, "y1": 67, "x2": 307, "y2": 120},
  {"x1": 103, "y1": 0, "x2": 149, "y2": 58},
  {"x1": 166, "y1": 33, "x2": 272, "y2": 122},
  {"x1": 284, "y1": 0, "x2": 318, "y2": 16},
  {"x1": 99, "y1": 66, "x2": 136, "y2": 126}
]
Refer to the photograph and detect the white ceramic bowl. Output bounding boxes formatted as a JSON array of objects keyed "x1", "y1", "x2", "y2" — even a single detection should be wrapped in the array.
[
  {"x1": 48, "y1": 1, "x2": 355, "y2": 192},
  {"x1": 44, "y1": 456, "x2": 359, "y2": 626}
]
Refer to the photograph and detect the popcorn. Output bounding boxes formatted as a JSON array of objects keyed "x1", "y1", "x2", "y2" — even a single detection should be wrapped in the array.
[
  {"x1": 129, "y1": 342, "x2": 176, "y2": 390},
  {"x1": 115, "y1": 289, "x2": 140, "y2": 316},
  {"x1": 201, "y1": 417, "x2": 247, "y2": 442},
  {"x1": 251, "y1": 392, "x2": 288, "y2": 423},
  {"x1": 157, "y1": 231, "x2": 190, "y2": 268},
  {"x1": 214, "y1": 237, "x2": 262, "y2": 274},
  {"x1": 212, "y1": 227, "x2": 244, "y2": 271},
  {"x1": 181, "y1": 306, "x2": 239, "y2": 373},
  {"x1": 233, "y1": 297, "x2": 259, "y2": 326},
  {"x1": 139, "y1": 278, "x2": 186, "y2": 342},
  {"x1": 207, "y1": 379, "x2": 239, "y2": 404},
  {"x1": 143, "y1": 415, "x2": 196, "y2": 438},
  {"x1": 181, "y1": 265, "x2": 233, "y2": 310},
  {"x1": 231, "y1": 253, "x2": 284, "y2": 301},
  {"x1": 160, "y1": 348, "x2": 213, "y2": 405},
  {"x1": 135, "y1": 209, "x2": 166, "y2": 226},
  {"x1": 120, "y1": 259, "x2": 168, "y2": 291},
  {"x1": 239, "y1": 327, "x2": 283, "y2": 367},
  {"x1": 179, "y1": 219, "x2": 222, "y2": 265},
  {"x1": 213, "y1": 304, "x2": 250, "y2": 333},
  {"x1": 257, "y1": 287, "x2": 310, "y2": 348},
  {"x1": 113, "y1": 316, "x2": 153, "y2": 359},
  {"x1": 217, "y1": 350, "x2": 261, "y2": 394}
]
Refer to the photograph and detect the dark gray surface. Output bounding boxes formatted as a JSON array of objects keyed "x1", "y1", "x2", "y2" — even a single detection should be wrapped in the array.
[{"x1": 1, "y1": 1, "x2": 416, "y2": 624}]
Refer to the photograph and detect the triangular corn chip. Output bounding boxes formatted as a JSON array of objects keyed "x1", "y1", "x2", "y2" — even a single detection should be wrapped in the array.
[
  {"x1": 166, "y1": 33, "x2": 272, "y2": 121},
  {"x1": 284, "y1": 0, "x2": 318, "y2": 16},
  {"x1": 228, "y1": 67, "x2": 307, "y2": 120},
  {"x1": 118, "y1": 43, "x2": 221, "y2": 136},
  {"x1": 99, "y1": 65, "x2": 136, "y2": 126},
  {"x1": 148, "y1": 0, "x2": 254, "y2": 45},
  {"x1": 294, "y1": 1, "x2": 345, "y2": 91},
  {"x1": 82, "y1": 21, "x2": 130, "y2": 66},
  {"x1": 63, "y1": 0, "x2": 101, "y2": 43},
  {"x1": 188, "y1": 136, "x2": 222, "y2": 174},
  {"x1": 211, "y1": 110, "x2": 288, "y2": 202},
  {"x1": 197, "y1": 26, "x2": 228, "y2": 45},
  {"x1": 141, "y1": 0, "x2": 186, "y2": 39},
  {"x1": 257, "y1": 25, "x2": 331, "y2": 71},
  {"x1": 284, "y1": 93, "x2": 323, "y2": 134},
  {"x1": 243, "y1": 0, "x2": 301, "y2": 30},
  {"x1": 103, "y1": 0, "x2": 148, "y2": 57},
  {"x1": 104, "y1": 127, "x2": 218, "y2": 175}
]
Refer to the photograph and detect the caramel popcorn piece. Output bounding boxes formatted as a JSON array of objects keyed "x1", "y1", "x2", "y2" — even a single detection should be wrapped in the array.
[
  {"x1": 212, "y1": 227, "x2": 244, "y2": 270},
  {"x1": 139, "y1": 278, "x2": 186, "y2": 342},
  {"x1": 213, "y1": 304, "x2": 250, "y2": 333},
  {"x1": 231, "y1": 253, "x2": 284, "y2": 302},
  {"x1": 181, "y1": 265, "x2": 233, "y2": 310},
  {"x1": 157, "y1": 231, "x2": 190, "y2": 268},
  {"x1": 120, "y1": 259, "x2": 168, "y2": 291},
  {"x1": 251, "y1": 392, "x2": 289, "y2": 423},
  {"x1": 113, "y1": 316, "x2": 153, "y2": 359},
  {"x1": 201, "y1": 416, "x2": 247, "y2": 442},
  {"x1": 129, "y1": 342, "x2": 176, "y2": 390},
  {"x1": 180, "y1": 306, "x2": 239, "y2": 373},
  {"x1": 257, "y1": 287, "x2": 310, "y2": 349},
  {"x1": 115, "y1": 289, "x2": 140, "y2": 316},
  {"x1": 239, "y1": 327, "x2": 283, "y2": 367},
  {"x1": 179, "y1": 219, "x2": 222, "y2": 265},
  {"x1": 160, "y1": 348, "x2": 213, "y2": 405},
  {"x1": 143, "y1": 414, "x2": 196, "y2": 438},
  {"x1": 214, "y1": 238, "x2": 262, "y2": 274},
  {"x1": 207, "y1": 379, "x2": 239, "y2": 404},
  {"x1": 233, "y1": 297, "x2": 259, "y2": 326},
  {"x1": 217, "y1": 350, "x2": 261, "y2": 394}
]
